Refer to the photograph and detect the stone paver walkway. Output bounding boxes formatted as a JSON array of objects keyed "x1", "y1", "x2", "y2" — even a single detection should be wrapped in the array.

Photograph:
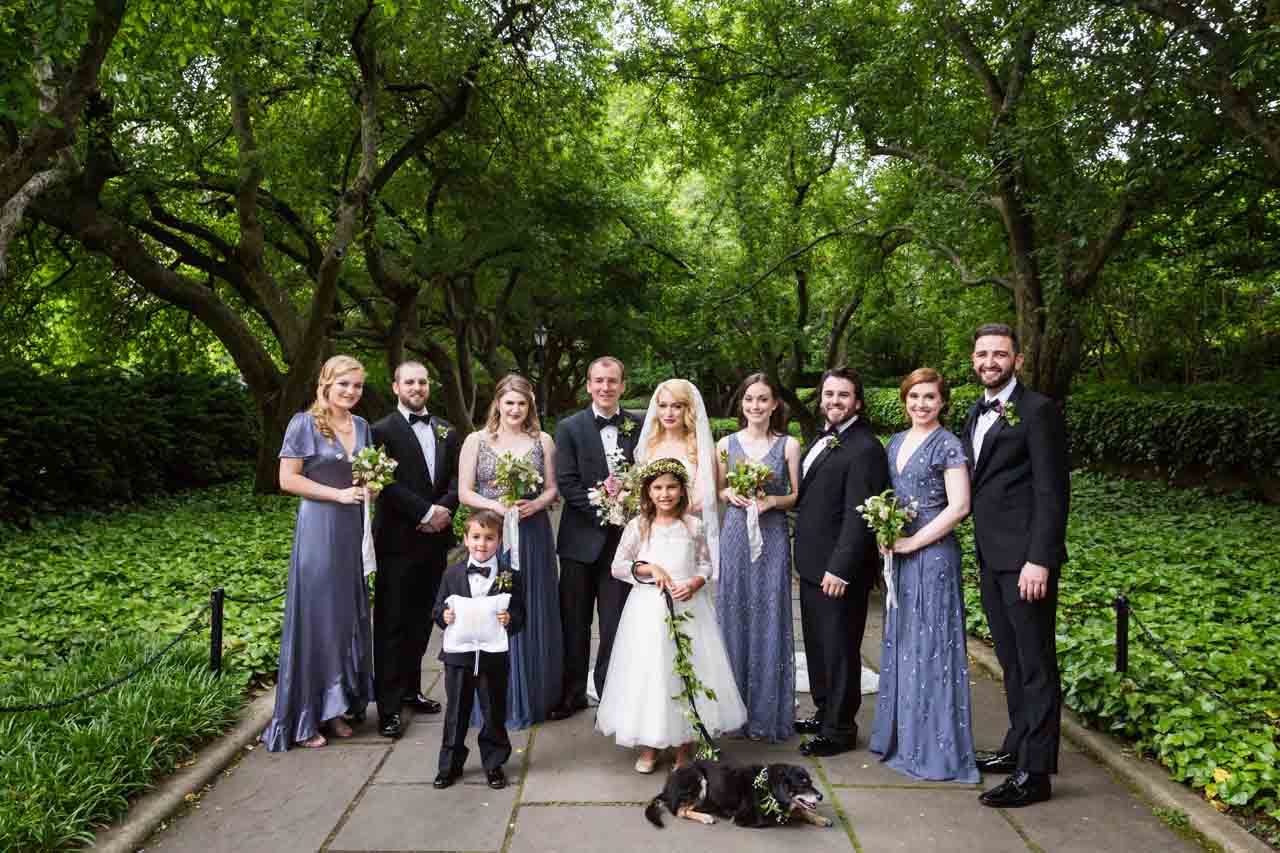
[{"x1": 142, "y1": 590, "x2": 1197, "y2": 853}]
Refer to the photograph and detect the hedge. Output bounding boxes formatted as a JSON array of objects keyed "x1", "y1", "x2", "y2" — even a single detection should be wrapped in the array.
[{"x1": 0, "y1": 367, "x2": 258, "y2": 525}]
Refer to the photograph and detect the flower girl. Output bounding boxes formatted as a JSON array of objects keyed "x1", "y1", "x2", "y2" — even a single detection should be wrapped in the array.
[{"x1": 596, "y1": 460, "x2": 746, "y2": 773}]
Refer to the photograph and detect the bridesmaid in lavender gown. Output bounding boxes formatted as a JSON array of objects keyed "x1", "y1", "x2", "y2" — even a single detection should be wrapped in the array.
[
  {"x1": 870, "y1": 368, "x2": 978, "y2": 782},
  {"x1": 459, "y1": 374, "x2": 563, "y2": 729},
  {"x1": 715, "y1": 373, "x2": 803, "y2": 742},
  {"x1": 263, "y1": 356, "x2": 376, "y2": 752}
]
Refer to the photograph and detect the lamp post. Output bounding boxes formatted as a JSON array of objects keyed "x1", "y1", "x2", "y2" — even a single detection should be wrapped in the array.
[{"x1": 534, "y1": 323, "x2": 549, "y2": 420}]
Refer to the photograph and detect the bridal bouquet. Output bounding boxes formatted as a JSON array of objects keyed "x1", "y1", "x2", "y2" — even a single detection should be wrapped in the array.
[
  {"x1": 351, "y1": 445, "x2": 399, "y2": 576},
  {"x1": 855, "y1": 489, "x2": 919, "y2": 609},
  {"x1": 721, "y1": 452, "x2": 774, "y2": 561},
  {"x1": 587, "y1": 448, "x2": 639, "y2": 527},
  {"x1": 494, "y1": 452, "x2": 543, "y2": 503}
]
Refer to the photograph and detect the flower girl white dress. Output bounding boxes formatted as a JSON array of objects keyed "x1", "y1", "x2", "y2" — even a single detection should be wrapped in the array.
[{"x1": 596, "y1": 515, "x2": 746, "y2": 748}]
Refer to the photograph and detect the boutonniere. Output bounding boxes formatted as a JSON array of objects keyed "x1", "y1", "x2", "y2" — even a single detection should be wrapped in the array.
[
  {"x1": 434, "y1": 423, "x2": 451, "y2": 441},
  {"x1": 619, "y1": 419, "x2": 637, "y2": 437},
  {"x1": 826, "y1": 435, "x2": 842, "y2": 451},
  {"x1": 753, "y1": 768, "x2": 789, "y2": 824},
  {"x1": 998, "y1": 401, "x2": 1020, "y2": 427},
  {"x1": 492, "y1": 570, "x2": 514, "y2": 593}
]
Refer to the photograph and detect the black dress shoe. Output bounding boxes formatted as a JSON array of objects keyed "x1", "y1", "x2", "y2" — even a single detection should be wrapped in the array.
[
  {"x1": 378, "y1": 714, "x2": 403, "y2": 739},
  {"x1": 975, "y1": 750, "x2": 1017, "y2": 774},
  {"x1": 486, "y1": 767, "x2": 507, "y2": 789},
  {"x1": 799, "y1": 735, "x2": 853, "y2": 757},
  {"x1": 979, "y1": 771, "x2": 1051, "y2": 808},
  {"x1": 547, "y1": 698, "x2": 588, "y2": 721},
  {"x1": 402, "y1": 693, "x2": 442, "y2": 714},
  {"x1": 433, "y1": 768, "x2": 461, "y2": 789},
  {"x1": 794, "y1": 716, "x2": 823, "y2": 735}
]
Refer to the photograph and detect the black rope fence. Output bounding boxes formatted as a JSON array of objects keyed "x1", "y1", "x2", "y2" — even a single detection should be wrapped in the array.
[{"x1": 0, "y1": 583, "x2": 286, "y2": 714}]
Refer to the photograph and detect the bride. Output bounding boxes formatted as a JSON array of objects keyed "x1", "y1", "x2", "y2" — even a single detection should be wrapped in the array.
[{"x1": 634, "y1": 379, "x2": 720, "y2": 578}]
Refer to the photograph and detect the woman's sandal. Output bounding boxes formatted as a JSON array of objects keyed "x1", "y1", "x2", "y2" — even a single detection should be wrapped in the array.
[
  {"x1": 327, "y1": 718, "x2": 354, "y2": 739},
  {"x1": 634, "y1": 751, "x2": 659, "y2": 774},
  {"x1": 299, "y1": 733, "x2": 327, "y2": 749}
]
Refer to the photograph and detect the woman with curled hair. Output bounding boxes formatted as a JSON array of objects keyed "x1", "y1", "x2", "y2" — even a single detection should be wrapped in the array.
[
  {"x1": 263, "y1": 355, "x2": 376, "y2": 751},
  {"x1": 868, "y1": 367, "x2": 978, "y2": 782},
  {"x1": 458, "y1": 373, "x2": 562, "y2": 728}
]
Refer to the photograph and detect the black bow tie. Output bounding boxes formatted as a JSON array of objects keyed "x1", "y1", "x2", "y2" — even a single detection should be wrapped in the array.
[
  {"x1": 978, "y1": 399, "x2": 1004, "y2": 416},
  {"x1": 594, "y1": 413, "x2": 623, "y2": 431},
  {"x1": 467, "y1": 563, "x2": 491, "y2": 577},
  {"x1": 822, "y1": 424, "x2": 843, "y2": 439},
  {"x1": 408, "y1": 412, "x2": 430, "y2": 426}
]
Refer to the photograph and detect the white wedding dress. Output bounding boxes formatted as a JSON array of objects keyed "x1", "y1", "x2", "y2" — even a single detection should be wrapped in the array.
[{"x1": 596, "y1": 516, "x2": 746, "y2": 748}]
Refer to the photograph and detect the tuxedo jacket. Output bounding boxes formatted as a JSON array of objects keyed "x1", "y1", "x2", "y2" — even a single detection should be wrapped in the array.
[
  {"x1": 431, "y1": 557, "x2": 526, "y2": 670},
  {"x1": 554, "y1": 407, "x2": 643, "y2": 564},
  {"x1": 792, "y1": 418, "x2": 889, "y2": 588},
  {"x1": 961, "y1": 383, "x2": 1070, "y2": 575},
  {"x1": 371, "y1": 411, "x2": 462, "y2": 558}
]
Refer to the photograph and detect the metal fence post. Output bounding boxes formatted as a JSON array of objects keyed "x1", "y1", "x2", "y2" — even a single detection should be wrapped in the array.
[
  {"x1": 1114, "y1": 594, "x2": 1129, "y2": 673},
  {"x1": 210, "y1": 587, "x2": 225, "y2": 675}
]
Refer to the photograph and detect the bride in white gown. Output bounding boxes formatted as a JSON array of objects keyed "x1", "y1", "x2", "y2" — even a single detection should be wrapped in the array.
[{"x1": 595, "y1": 459, "x2": 746, "y2": 773}]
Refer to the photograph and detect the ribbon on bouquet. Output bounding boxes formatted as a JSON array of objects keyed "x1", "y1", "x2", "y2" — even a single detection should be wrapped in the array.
[
  {"x1": 746, "y1": 499, "x2": 764, "y2": 562},
  {"x1": 361, "y1": 488, "x2": 377, "y2": 577},
  {"x1": 502, "y1": 505, "x2": 522, "y2": 572},
  {"x1": 882, "y1": 550, "x2": 898, "y2": 610}
]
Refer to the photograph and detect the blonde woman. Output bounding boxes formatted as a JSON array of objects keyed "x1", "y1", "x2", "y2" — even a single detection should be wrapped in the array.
[
  {"x1": 459, "y1": 374, "x2": 562, "y2": 728},
  {"x1": 634, "y1": 379, "x2": 720, "y2": 578},
  {"x1": 262, "y1": 355, "x2": 376, "y2": 751}
]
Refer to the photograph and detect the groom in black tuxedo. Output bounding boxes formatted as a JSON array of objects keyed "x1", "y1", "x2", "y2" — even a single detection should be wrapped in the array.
[
  {"x1": 547, "y1": 356, "x2": 643, "y2": 720},
  {"x1": 962, "y1": 323, "x2": 1070, "y2": 808},
  {"x1": 793, "y1": 367, "x2": 889, "y2": 757},
  {"x1": 371, "y1": 361, "x2": 462, "y2": 739}
]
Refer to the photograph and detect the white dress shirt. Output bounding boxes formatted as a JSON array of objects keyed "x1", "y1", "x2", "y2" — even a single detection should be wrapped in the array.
[
  {"x1": 399, "y1": 403, "x2": 443, "y2": 527},
  {"x1": 592, "y1": 403, "x2": 621, "y2": 466},
  {"x1": 802, "y1": 415, "x2": 859, "y2": 478},
  {"x1": 973, "y1": 377, "x2": 1018, "y2": 463},
  {"x1": 466, "y1": 554, "x2": 499, "y2": 596}
]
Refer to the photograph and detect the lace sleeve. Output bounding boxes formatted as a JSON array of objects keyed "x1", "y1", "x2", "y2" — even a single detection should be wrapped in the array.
[
  {"x1": 610, "y1": 519, "x2": 644, "y2": 584},
  {"x1": 690, "y1": 516, "x2": 713, "y2": 579}
]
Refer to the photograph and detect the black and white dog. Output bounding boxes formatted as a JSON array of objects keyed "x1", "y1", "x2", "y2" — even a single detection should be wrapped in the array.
[{"x1": 644, "y1": 760, "x2": 832, "y2": 828}]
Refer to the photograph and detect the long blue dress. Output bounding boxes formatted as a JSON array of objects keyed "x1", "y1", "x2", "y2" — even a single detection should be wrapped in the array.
[
  {"x1": 471, "y1": 436, "x2": 563, "y2": 730},
  {"x1": 869, "y1": 427, "x2": 979, "y2": 782},
  {"x1": 262, "y1": 413, "x2": 376, "y2": 751},
  {"x1": 716, "y1": 433, "x2": 795, "y2": 742}
]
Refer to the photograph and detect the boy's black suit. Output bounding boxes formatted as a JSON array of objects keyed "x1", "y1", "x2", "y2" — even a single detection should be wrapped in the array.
[
  {"x1": 961, "y1": 381, "x2": 1070, "y2": 775},
  {"x1": 792, "y1": 418, "x2": 889, "y2": 746},
  {"x1": 432, "y1": 558, "x2": 526, "y2": 772},
  {"x1": 371, "y1": 410, "x2": 461, "y2": 721}
]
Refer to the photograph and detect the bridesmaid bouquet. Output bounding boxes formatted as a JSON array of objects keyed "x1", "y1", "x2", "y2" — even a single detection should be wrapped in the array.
[
  {"x1": 351, "y1": 445, "x2": 399, "y2": 577},
  {"x1": 494, "y1": 452, "x2": 543, "y2": 503},
  {"x1": 856, "y1": 489, "x2": 919, "y2": 609},
  {"x1": 587, "y1": 449, "x2": 639, "y2": 527},
  {"x1": 721, "y1": 452, "x2": 774, "y2": 561},
  {"x1": 493, "y1": 452, "x2": 543, "y2": 572},
  {"x1": 351, "y1": 445, "x2": 398, "y2": 493}
]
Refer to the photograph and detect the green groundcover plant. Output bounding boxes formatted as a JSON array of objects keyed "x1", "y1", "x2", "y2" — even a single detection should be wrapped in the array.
[{"x1": 0, "y1": 639, "x2": 244, "y2": 851}]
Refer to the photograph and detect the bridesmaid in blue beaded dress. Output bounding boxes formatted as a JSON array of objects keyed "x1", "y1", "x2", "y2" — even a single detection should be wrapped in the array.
[
  {"x1": 263, "y1": 355, "x2": 375, "y2": 751},
  {"x1": 715, "y1": 373, "x2": 803, "y2": 742},
  {"x1": 459, "y1": 374, "x2": 563, "y2": 729},
  {"x1": 870, "y1": 368, "x2": 979, "y2": 782}
]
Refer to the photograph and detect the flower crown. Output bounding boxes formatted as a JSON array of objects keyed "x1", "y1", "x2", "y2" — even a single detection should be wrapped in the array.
[{"x1": 637, "y1": 458, "x2": 689, "y2": 485}]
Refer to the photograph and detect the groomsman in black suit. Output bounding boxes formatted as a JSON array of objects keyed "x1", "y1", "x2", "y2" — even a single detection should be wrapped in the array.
[
  {"x1": 371, "y1": 362, "x2": 462, "y2": 739},
  {"x1": 793, "y1": 367, "x2": 889, "y2": 757},
  {"x1": 547, "y1": 356, "x2": 643, "y2": 720},
  {"x1": 962, "y1": 323, "x2": 1070, "y2": 808}
]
